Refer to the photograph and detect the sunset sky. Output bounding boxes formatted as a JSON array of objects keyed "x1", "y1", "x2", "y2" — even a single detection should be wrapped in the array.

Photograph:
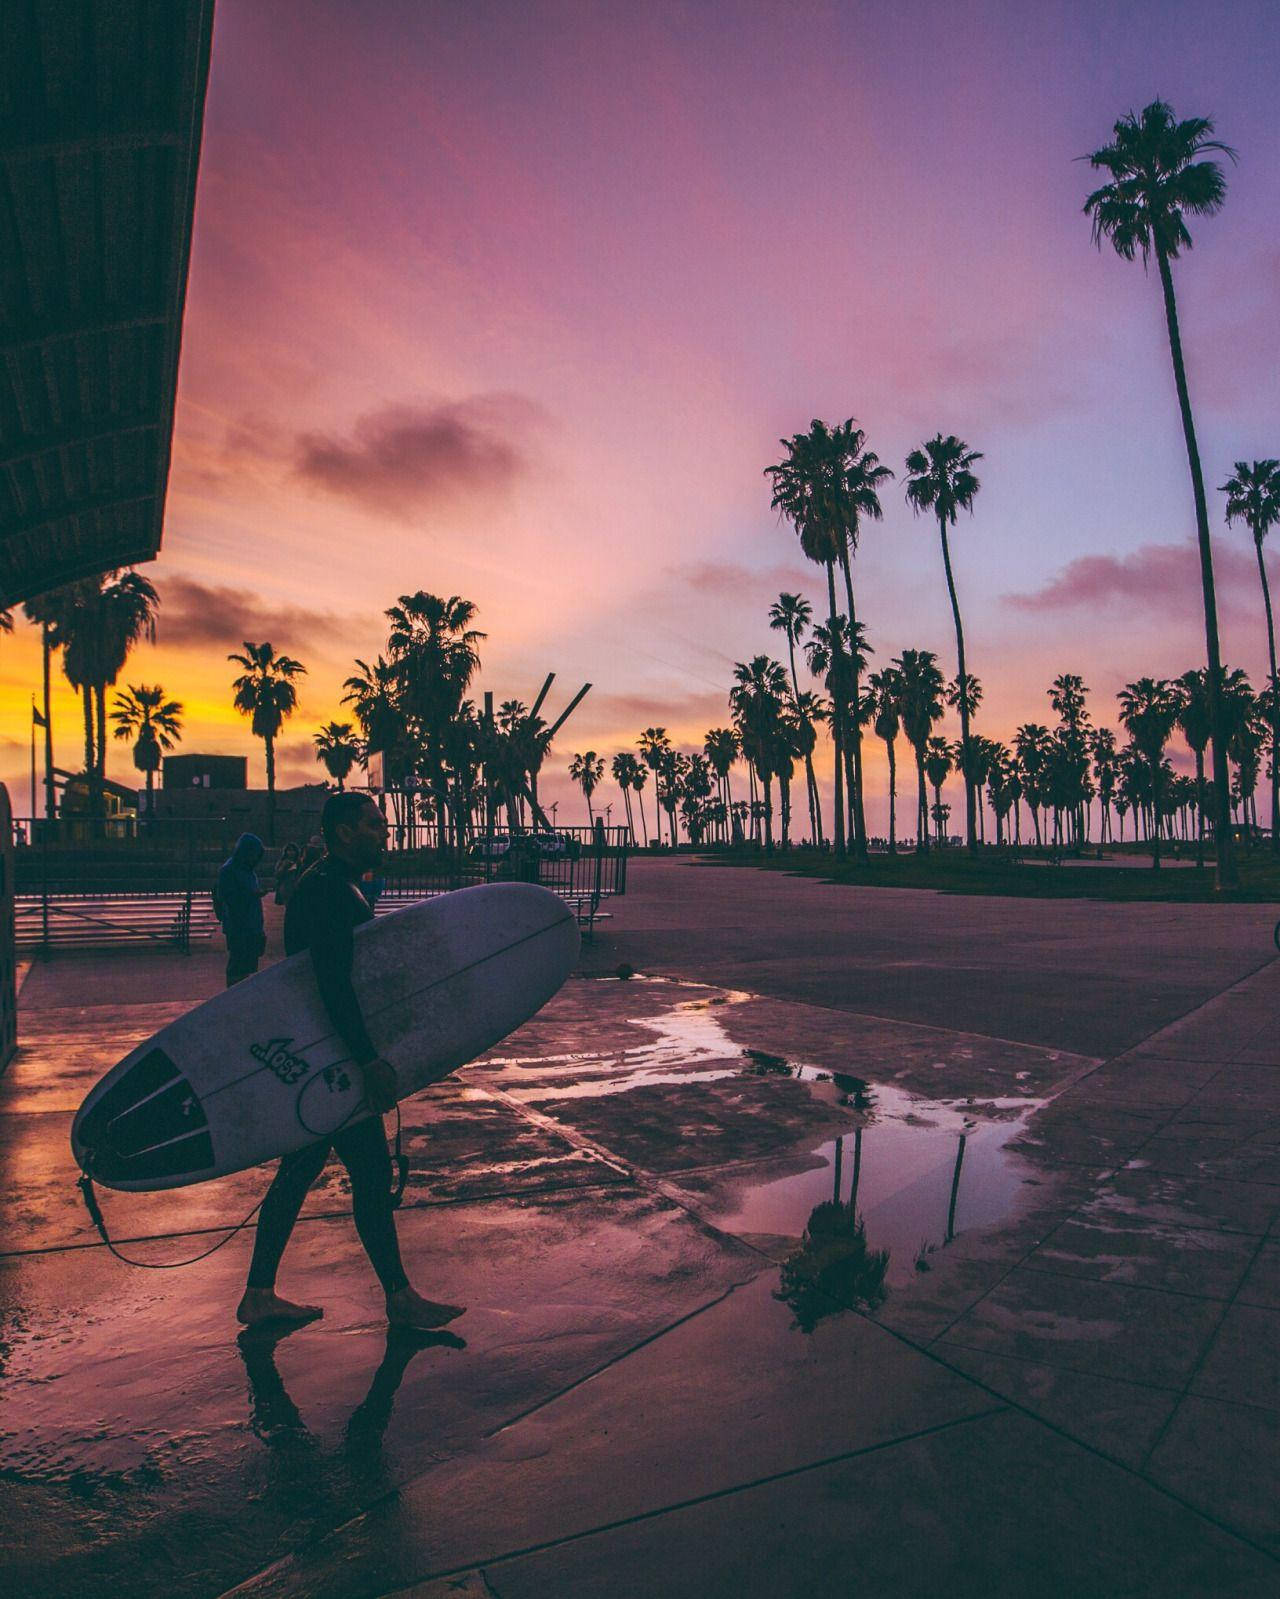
[{"x1": 3, "y1": 0, "x2": 1279, "y2": 831}]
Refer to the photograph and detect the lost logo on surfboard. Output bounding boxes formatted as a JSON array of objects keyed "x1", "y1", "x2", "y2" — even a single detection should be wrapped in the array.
[{"x1": 249, "y1": 1038, "x2": 312, "y2": 1085}]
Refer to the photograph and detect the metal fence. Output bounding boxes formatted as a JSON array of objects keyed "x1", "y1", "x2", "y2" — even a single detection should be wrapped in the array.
[{"x1": 10, "y1": 819, "x2": 629, "y2": 956}]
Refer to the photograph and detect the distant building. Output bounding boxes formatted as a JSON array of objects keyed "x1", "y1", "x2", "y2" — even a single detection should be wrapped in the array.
[
  {"x1": 60, "y1": 775, "x2": 138, "y2": 818},
  {"x1": 150, "y1": 780, "x2": 330, "y2": 846},
  {"x1": 163, "y1": 754, "x2": 248, "y2": 791}
]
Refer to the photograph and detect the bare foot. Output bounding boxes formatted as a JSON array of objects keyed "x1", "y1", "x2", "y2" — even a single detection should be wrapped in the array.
[
  {"x1": 386, "y1": 1286, "x2": 465, "y2": 1330},
  {"x1": 236, "y1": 1288, "x2": 323, "y2": 1327}
]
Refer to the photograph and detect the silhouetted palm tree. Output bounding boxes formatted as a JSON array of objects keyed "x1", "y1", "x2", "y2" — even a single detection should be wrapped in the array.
[
  {"x1": 867, "y1": 667, "x2": 902, "y2": 854},
  {"x1": 314, "y1": 721, "x2": 362, "y2": 790},
  {"x1": 702, "y1": 728, "x2": 739, "y2": 844},
  {"x1": 730, "y1": 656, "x2": 789, "y2": 852},
  {"x1": 769, "y1": 592, "x2": 822, "y2": 844},
  {"x1": 229, "y1": 642, "x2": 306, "y2": 843},
  {"x1": 905, "y1": 435, "x2": 983, "y2": 851},
  {"x1": 924, "y1": 737, "x2": 953, "y2": 845},
  {"x1": 110, "y1": 684, "x2": 182, "y2": 813},
  {"x1": 1118, "y1": 677, "x2": 1182, "y2": 868},
  {"x1": 892, "y1": 650, "x2": 945, "y2": 854},
  {"x1": 638, "y1": 727, "x2": 674, "y2": 846},
  {"x1": 1221, "y1": 459, "x2": 1280, "y2": 850},
  {"x1": 22, "y1": 584, "x2": 81, "y2": 820},
  {"x1": 1085, "y1": 99, "x2": 1238, "y2": 886},
  {"x1": 569, "y1": 750, "x2": 605, "y2": 825}
]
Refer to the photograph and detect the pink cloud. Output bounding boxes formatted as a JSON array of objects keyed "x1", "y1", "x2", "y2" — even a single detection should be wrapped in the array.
[{"x1": 1005, "y1": 537, "x2": 1267, "y2": 620}]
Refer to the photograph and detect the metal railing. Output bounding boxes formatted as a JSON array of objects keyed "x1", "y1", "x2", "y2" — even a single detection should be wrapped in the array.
[{"x1": 10, "y1": 819, "x2": 629, "y2": 955}]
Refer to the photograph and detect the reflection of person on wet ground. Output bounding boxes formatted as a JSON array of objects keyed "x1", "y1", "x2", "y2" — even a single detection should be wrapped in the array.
[
  {"x1": 238, "y1": 1320, "x2": 465, "y2": 1459},
  {"x1": 236, "y1": 793, "x2": 466, "y2": 1334},
  {"x1": 217, "y1": 832, "x2": 267, "y2": 985}
]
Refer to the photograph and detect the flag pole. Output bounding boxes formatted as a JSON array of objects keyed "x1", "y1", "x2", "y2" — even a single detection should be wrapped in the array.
[{"x1": 30, "y1": 697, "x2": 37, "y2": 820}]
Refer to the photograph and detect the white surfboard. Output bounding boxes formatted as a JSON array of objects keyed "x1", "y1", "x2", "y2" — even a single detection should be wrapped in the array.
[{"x1": 71, "y1": 882, "x2": 580, "y2": 1191}]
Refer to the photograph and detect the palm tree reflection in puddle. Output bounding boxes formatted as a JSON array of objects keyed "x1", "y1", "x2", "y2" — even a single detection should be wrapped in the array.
[{"x1": 775, "y1": 1099, "x2": 971, "y2": 1332}]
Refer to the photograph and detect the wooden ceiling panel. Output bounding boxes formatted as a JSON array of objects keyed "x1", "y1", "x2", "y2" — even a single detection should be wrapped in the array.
[{"x1": 0, "y1": 1, "x2": 214, "y2": 606}]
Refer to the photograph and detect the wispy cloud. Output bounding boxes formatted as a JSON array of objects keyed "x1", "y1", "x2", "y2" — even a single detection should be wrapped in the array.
[
  {"x1": 157, "y1": 575, "x2": 370, "y2": 657},
  {"x1": 295, "y1": 396, "x2": 543, "y2": 519}
]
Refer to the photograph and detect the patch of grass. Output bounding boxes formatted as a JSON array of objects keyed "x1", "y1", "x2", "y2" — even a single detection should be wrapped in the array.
[{"x1": 695, "y1": 845, "x2": 1280, "y2": 903}]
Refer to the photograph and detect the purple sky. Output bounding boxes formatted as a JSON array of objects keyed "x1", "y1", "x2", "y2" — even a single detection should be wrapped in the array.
[{"x1": 4, "y1": 0, "x2": 1278, "y2": 828}]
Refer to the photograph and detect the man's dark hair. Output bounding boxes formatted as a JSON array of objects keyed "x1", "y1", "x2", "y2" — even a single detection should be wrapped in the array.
[{"x1": 321, "y1": 791, "x2": 378, "y2": 849}]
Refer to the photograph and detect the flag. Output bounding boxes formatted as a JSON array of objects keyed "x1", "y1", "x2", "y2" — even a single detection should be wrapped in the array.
[{"x1": 32, "y1": 702, "x2": 47, "y2": 728}]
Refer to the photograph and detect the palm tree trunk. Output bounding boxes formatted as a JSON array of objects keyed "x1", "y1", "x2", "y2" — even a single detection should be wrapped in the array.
[
  {"x1": 265, "y1": 734, "x2": 277, "y2": 844},
  {"x1": 824, "y1": 563, "x2": 847, "y2": 855},
  {"x1": 885, "y1": 736, "x2": 897, "y2": 854},
  {"x1": 1155, "y1": 241, "x2": 1235, "y2": 887},
  {"x1": 937, "y1": 515, "x2": 976, "y2": 852},
  {"x1": 838, "y1": 552, "x2": 869, "y2": 862},
  {"x1": 41, "y1": 623, "x2": 55, "y2": 822},
  {"x1": 915, "y1": 750, "x2": 929, "y2": 854},
  {"x1": 1253, "y1": 536, "x2": 1280, "y2": 855},
  {"x1": 1193, "y1": 748, "x2": 1206, "y2": 867},
  {"x1": 81, "y1": 684, "x2": 94, "y2": 790}
]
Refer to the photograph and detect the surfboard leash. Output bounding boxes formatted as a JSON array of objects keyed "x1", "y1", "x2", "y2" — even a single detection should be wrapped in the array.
[
  {"x1": 76, "y1": 1166, "x2": 269, "y2": 1270},
  {"x1": 391, "y1": 1105, "x2": 407, "y2": 1210}
]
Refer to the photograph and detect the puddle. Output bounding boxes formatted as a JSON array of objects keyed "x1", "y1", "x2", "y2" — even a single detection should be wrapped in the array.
[
  {"x1": 714, "y1": 1081, "x2": 1040, "y2": 1288},
  {"x1": 487, "y1": 981, "x2": 1047, "y2": 1297}
]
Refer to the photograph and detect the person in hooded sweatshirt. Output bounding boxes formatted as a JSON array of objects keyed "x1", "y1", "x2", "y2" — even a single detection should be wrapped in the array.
[{"x1": 217, "y1": 833, "x2": 267, "y2": 986}]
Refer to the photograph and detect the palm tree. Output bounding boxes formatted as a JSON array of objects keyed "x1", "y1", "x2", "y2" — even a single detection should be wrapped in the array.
[
  {"x1": 229, "y1": 642, "x2": 307, "y2": 843},
  {"x1": 924, "y1": 737, "x2": 952, "y2": 845},
  {"x1": 1085, "y1": 100, "x2": 1238, "y2": 886},
  {"x1": 1221, "y1": 459, "x2": 1280, "y2": 851},
  {"x1": 1175, "y1": 669, "x2": 1212, "y2": 866},
  {"x1": 22, "y1": 584, "x2": 81, "y2": 821},
  {"x1": 1118, "y1": 677, "x2": 1182, "y2": 868},
  {"x1": 730, "y1": 656, "x2": 790, "y2": 852},
  {"x1": 569, "y1": 751, "x2": 605, "y2": 825},
  {"x1": 611, "y1": 751, "x2": 644, "y2": 844},
  {"x1": 44, "y1": 570, "x2": 160, "y2": 817},
  {"x1": 892, "y1": 650, "x2": 945, "y2": 854},
  {"x1": 702, "y1": 728, "x2": 740, "y2": 843},
  {"x1": 769, "y1": 592, "x2": 822, "y2": 844},
  {"x1": 867, "y1": 667, "x2": 902, "y2": 854},
  {"x1": 639, "y1": 727, "x2": 674, "y2": 846},
  {"x1": 905, "y1": 434, "x2": 983, "y2": 851},
  {"x1": 1013, "y1": 724, "x2": 1051, "y2": 848},
  {"x1": 110, "y1": 684, "x2": 183, "y2": 813},
  {"x1": 1090, "y1": 727, "x2": 1119, "y2": 845},
  {"x1": 314, "y1": 721, "x2": 362, "y2": 790}
]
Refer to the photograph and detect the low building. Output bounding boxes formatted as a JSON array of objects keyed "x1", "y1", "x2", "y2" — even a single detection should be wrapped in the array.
[
  {"x1": 162, "y1": 753, "x2": 248, "y2": 791},
  {"x1": 150, "y1": 782, "x2": 330, "y2": 845}
]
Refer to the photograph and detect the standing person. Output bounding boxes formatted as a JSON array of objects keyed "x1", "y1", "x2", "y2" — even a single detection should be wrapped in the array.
[
  {"x1": 236, "y1": 792, "x2": 464, "y2": 1332},
  {"x1": 273, "y1": 842, "x2": 302, "y2": 905},
  {"x1": 216, "y1": 833, "x2": 267, "y2": 986}
]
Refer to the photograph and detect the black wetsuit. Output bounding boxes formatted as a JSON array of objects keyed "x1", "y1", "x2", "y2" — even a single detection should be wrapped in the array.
[{"x1": 245, "y1": 855, "x2": 408, "y2": 1295}]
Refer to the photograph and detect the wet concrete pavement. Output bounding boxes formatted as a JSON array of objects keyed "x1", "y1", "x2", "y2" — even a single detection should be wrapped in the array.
[{"x1": 2, "y1": 859, "x2": 1279, "y2": 1596}]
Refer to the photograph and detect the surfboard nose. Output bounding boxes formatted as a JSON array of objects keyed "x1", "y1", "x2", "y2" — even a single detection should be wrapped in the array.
[{"x1": 72, "y1": 1046, "x2": 215, "y2": 1188}]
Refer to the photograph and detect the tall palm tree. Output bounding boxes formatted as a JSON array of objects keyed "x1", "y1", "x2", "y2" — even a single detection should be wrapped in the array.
[
  {"x1": 892, "y1": 650, "x2": 945, "y2": 854},
  {"x1": 730, "y1": 656, "x2": 789, "y2": 852},
  {"x1": 110, "y1": 684, "x2": 182, "y2": 813},
  {"x1": 569, "y1": 751, "x2": 605, "y2": 825},
  {"x1": 314, "y1": 721, "x2": 362, "y2": 790},
  {"x1": 638, "y1": 727, "x2": 674, "y2": 846},
  {"x1": 611, "y1": 751, "x2": 644, "y2": 844},
  {"x1": 702, "y1": 728, "x2": 740, "y2": 843},
  {"x1": 1085, "y1": 99, "x2": 1238, "y2": 886},
  {"x1": 924, "y1": 737, "x2": 953, "y2": 845},
  {"x1": 1221, "y1": 459, "x2": 1280, "y2": 851},
  {"x1": 1090, "y1": 726, "x2": 1119, "y2": 845},
  {"x1": 229, "y1": 642, "x2": 307, "y2": 843},
  {"x1": 44, "y1": 570, "x2": 160, "y2": 817},
  {"x1": 766, "y1": 421, "x2": 891, "y2": 860},
  {"x1": 1175, "y1": 668, "x2": 1212, "y2": 866},
  {"x1": 22, "y1": 584, "x2": 81, "y2": 821},
  {"x1": 867, "y1": 667, "x2": 902, "y2": 854},
  {"x1": 905, "y1": 434, "x2": 983, "y2": 851},
  {"x1": 769, "y1": 592, "x2": 822, "y2": 845},
  {"x1": 1118, "y1": 677, "x2": 1182, "y2": 868},
  {"x1": 1014, "y1": 724, "x2": 1051, "y2": 847}
]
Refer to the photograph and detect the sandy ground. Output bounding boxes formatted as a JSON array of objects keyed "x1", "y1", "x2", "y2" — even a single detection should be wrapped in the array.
[{"x1": 1, "y1": 858, "x2": 1278, "y2": 1597}]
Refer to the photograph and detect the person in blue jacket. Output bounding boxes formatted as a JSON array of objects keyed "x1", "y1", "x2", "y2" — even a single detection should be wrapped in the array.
[{"x1": 216, "y1": 833, "x2": 267, "y2": 986}]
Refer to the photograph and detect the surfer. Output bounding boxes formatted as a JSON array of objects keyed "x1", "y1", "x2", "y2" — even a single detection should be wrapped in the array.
[{"x1": 236, "y1": 792, "x2": 465, "y2": 1332}]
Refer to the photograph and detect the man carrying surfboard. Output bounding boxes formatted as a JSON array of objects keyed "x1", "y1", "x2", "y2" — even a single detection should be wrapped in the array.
[{"x1": 236, "y1": 792, "x2": 465, "y2": 1332}]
